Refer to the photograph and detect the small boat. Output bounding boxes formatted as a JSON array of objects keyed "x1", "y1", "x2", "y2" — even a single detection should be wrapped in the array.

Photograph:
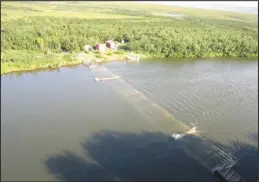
[
  {"x1": 124, "y1": 52, "x2": 140, "y2": 63},
  {"x1": 171, "y1": 133, "x2": 184, "y2": 140},
  {"x1": 89, "y1": 64, "x2": 98, "y2": 69},
  {"x1": 126, "y1": 55, "x2": 140, "y2": 62},
  {"x1": 95, "y1": 59, "x2": 104, "y2": 63}
]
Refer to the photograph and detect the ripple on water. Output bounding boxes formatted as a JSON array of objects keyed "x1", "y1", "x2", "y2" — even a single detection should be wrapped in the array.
[
  {"x1": 112, "y1": 61, "x2": 257, "y2": 145},
  {"x1": 105, "y1": 61, "x2": 258, "y2": 180}
]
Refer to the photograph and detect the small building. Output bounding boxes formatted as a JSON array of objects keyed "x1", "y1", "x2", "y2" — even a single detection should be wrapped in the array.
[
  {"x1": 96, "y1": 44, "x2": 106, "y2": 52},
  {"x1": 83, "y1": 45, "x2": 93, "y2": 52},
  {"x1": 105, "y1": 40, "x2": 117, "y2": 50}
]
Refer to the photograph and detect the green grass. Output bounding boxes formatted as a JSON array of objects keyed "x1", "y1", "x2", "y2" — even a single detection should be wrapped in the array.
[
  {"x1": 1, "y1": 2, "x2": 143, "y2": 22},
  {"x1": 0, "y1": 49, "x2": 144, "y2": 74},
  {"x1": 1, "y1": 50, "x2": 80, "y2": 74}
]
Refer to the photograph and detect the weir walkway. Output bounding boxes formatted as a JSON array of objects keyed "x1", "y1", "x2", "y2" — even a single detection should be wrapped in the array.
[{"x1": 88, "y1": 63, "x2": 246, "y2": 182}]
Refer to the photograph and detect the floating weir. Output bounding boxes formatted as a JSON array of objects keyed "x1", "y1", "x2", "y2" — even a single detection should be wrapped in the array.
[
  {"x1": 94, "y1": 75, "x2": 120, "y2": 82},
  {"x1": 88, "y1": 64, "x2": 245, "y2": 182}
]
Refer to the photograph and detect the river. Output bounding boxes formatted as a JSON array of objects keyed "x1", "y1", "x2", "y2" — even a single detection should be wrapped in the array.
[{"x1": 1, "y1": 59, "x2": 258, "y2": 181}]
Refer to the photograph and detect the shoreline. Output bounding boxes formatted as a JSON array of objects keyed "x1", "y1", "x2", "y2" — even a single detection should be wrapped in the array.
[
  {"x1": 1, "y1": 51, "x2": 149, "y2": 75},
  {"x1": 1, "y1": 53, "x2": 257, "y2": 75},
  {"x1": 1, "y1": 62, "x2": 82, "y2": 75}
]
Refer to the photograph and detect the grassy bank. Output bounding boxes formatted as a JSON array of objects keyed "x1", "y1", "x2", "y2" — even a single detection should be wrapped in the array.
[
  {"x1": 3, "y1": 48, "x2": 257, "y2": 75},
  {"x1": 1, "y1": 50, "x2": 80, "y2": 74},
  {"x1": 1, "y1": 50, "x2": 148, "y2": 74}
]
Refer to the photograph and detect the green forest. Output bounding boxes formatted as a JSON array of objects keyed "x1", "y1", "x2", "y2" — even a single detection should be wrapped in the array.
[
  {"x1": 1, "y1": 2, "x2": 258, "y2": 74},
  {"x1": 2, "y1": 16, "x2": 258, "y2": 58}
]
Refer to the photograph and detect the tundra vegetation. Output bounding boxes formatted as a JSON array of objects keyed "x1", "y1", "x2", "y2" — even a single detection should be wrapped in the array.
[{"x1": 1, "y1": 1, "x2": 258, "y2": 74}]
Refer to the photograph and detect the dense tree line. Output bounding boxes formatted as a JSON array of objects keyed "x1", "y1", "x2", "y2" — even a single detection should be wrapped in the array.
[{"x1": 1, "y1": 16, "x2": 258, "y2": 59}]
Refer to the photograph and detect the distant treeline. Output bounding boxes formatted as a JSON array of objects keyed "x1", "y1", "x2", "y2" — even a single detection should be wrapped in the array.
[{"x1": 1, "y1": 16, "x2": 258, "y2": 58}]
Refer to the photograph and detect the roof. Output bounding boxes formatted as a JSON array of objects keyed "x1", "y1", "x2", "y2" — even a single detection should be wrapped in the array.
[{"x1": 106, "y1": 40, "x2": 115, "y2": 44}]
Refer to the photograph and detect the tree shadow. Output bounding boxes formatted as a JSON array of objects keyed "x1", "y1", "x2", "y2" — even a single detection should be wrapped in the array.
[
  {"x1": 45, "y1": 151, "x2": 115, "y2": 181},
  {"x1": 44, "y1": 130, "x2": 257, "y2": 181}
]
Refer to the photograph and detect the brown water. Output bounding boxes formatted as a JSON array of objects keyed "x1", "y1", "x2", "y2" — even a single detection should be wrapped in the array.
[{"x1": 1, "y1": 59, "x2": 258, "y2": 181}]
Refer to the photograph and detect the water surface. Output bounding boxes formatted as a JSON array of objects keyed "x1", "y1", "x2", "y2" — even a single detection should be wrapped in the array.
[{"x1": 1, "y1": 59, "x2": 258, "y2": 181}]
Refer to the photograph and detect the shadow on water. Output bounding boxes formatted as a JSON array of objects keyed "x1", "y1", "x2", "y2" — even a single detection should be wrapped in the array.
[
  {"x1": 248, "y1": 132, "x2": 258, "y2": 143},
  {"x1": 44, "y1": 131, "x2": 258, "y2": 181},
  {"x1": 229, "y1": 141, "x2": 258, "y2": 181}
]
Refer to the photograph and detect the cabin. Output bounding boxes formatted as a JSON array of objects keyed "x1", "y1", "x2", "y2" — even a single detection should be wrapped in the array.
[
  {"x1": 105, "y1": 40, "x2": 117, "y2": 50},
  {"x1": 96, "y1": 44, "x2": 106, "y2": 52}
]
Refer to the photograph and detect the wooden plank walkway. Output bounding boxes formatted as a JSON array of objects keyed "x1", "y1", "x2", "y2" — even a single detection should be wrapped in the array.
[
  {"x1": 173, "y1": 135, "x2": 246, "y2": 182},
  {"x1": 212, "y1": 156, "x2": 245, "y2": 182},
  {"x1": 214, "y1": 167, "x2": 245, "y2": 182}
]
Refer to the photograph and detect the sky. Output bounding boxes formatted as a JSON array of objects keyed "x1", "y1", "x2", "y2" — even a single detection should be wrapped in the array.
[{"x1": 139, "y1": 1, "x2": 258, "y2": 14}]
